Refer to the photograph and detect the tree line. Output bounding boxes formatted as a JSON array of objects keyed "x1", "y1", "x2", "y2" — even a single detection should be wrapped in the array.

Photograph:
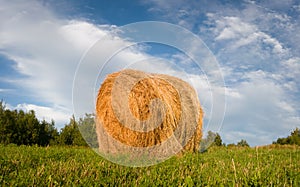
[
  {"x1": 0, "y1": 100, "x2": 97, "y2": 147},
  {"x1": 0, "y1": 100, "x2": 299, "y2": 148},
  {"x1": 200, "y1": 131, "x2": 250, "y2": 152},
  {"x1": 200, "y1": 128, "x2": 300, "y2": 152},
  {"x1": 273, "y1": 128, "x2": 300, "y2": 146}
]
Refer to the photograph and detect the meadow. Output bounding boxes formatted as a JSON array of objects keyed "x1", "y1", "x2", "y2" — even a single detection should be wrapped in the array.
[{"x1": 0, "y1": 144, "x2": 299, "y2": 186}]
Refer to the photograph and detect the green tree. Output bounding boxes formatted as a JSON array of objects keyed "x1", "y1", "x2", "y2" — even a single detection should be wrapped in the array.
[
  {"x1": 0, "y1": 100, "x2": 5, "y2": 114},
  {"x1": 0, "y1": 100, "x2": 59, "y2": 146},
  {"x1": 77, "y1": 114, "x2": 98, "y2": 148},
  {"x1": 273, "y1": 128, "x2": 300, "y2": 145},
  {"x1": 237, "y1": 139, "x2": 249, "y2": 147},
  {"x1": 59, "y1": 116, "x2": 87, "y2": 146},
  {"x1": 0, "y1": 102, "x2": 16, "y2": 144},
  {"x1": 22, "y1": 110, "x2": 40, "y2": 145},
  {"x1": 38, "y1": 119, "x2": 59, "y2": 146},
  {"x1": 290, "y1": 128, "x2": 300, "y2": 145},
  {"x1": 214, "y1": 133, "x2": 223, "y2": 146},
  {"x1": 199, "y1": 131, "x2": 224, "y2": 152}
]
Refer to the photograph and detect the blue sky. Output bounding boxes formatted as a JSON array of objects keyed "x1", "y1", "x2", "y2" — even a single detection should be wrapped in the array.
[{"x1": 0, "y1": 0, "x2": 299, "y2": 146}]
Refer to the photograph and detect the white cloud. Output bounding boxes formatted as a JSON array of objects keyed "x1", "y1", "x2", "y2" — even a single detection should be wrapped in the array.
[
  {"x1": 143, "y1": 0, "x2": 300, "y2": 146},
  {"x1": 0, "y1": 1, "x2": 132, "y2": 125},
  {"x1": 292, "y1": 5, "x2": 300, "y2": 12},
  {"x1": 281, "y1": 57, "x2": 300, "y2": 79},
  {"x1": 0, "y1": 88, "x2": 13, "y2": 93},
  {"x1": 215, "y1": 16, "x2": 255, "y2": 40},
  {"x1": 215, "y1": 28, "x2": 237, "y2": 40},
  {"x1": 13, "y1": 103, "x2": 70, "y2": 129},
  {"x1": 280, "y1": 57, "x2": 300, "y2": 96},
  {"x1": 146, "y1": 0, "x2": 300, "y2": 58},
  {"x1": 222, "y1": 70, "x2": 299, "y2": 145},
  {"x1": 1, "y1": 0, "x2": 215, "y2": 128},
  {"x1": 209, "y1": 15, "x2": 288, "y2": 56},
  {"x1": 58, "y1": 21, "x2": 115, "y2": 51},
  {"x1": 224, "y1": 87, "x2": 242, "y2": 99},
  {"x1": 1, "y1": 0, "x2": 299, "y2": 146}
]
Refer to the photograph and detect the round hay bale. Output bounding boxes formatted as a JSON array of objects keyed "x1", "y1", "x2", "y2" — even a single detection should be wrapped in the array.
[{"x1": 95, "y1": 69, "x2": 203, "y2": 157}]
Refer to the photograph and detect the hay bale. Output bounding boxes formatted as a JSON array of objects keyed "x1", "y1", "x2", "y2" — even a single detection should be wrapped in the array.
[{"x1": 95, "y1": 69, "x2": 203, "y2": 157}]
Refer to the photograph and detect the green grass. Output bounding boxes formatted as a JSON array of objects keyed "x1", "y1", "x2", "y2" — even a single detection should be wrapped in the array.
[{"x1": 1, "y1": 144, "x2": 299, "y2": 186}]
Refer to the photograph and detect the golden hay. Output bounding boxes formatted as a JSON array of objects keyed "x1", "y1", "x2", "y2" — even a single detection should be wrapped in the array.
[{"x1": 95, "y1": 69, "x2": 203, "y2": 155}]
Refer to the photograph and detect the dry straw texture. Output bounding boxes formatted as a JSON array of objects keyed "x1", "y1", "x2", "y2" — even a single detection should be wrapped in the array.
[{"x1": 96, "y1": 69, "x2": 203, "y2": 157}]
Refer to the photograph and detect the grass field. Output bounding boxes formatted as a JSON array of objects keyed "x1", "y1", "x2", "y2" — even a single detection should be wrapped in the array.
[{"x1": 1, "y1": 144, "x2": 299, "y2": 186}]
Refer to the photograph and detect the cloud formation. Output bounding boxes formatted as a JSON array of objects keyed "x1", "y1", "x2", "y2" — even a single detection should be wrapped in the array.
[
  {"x1": 145, "y1": 0, "x2": 300, "y2": 145},
  {"x1": 0, "y1": 0, "x2": 299, "y2": 146},
  {"x1": 0, "y1": 1, "x2": 113, "y2": 126},
  {"x1": 1, "y1": 1, "x2": 216, "y2": 130}
]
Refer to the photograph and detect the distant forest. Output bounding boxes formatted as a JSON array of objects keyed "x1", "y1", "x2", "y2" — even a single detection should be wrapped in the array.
[
  {"x1": 0, "y1": 100, "x2": 97, "y2": 147},
  {"x1": 0, "y1": 100, "x2": 299, "y2": 147}
]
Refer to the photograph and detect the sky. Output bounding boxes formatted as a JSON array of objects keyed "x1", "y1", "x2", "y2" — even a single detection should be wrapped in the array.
[{"x1": 0, "y1": 0, "x2": 299, "y2": 146}]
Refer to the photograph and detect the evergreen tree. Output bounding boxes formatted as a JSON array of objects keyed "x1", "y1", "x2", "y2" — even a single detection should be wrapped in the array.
[{"x1": 214, "y1": 133, "x2": 223, "y2": 146}]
